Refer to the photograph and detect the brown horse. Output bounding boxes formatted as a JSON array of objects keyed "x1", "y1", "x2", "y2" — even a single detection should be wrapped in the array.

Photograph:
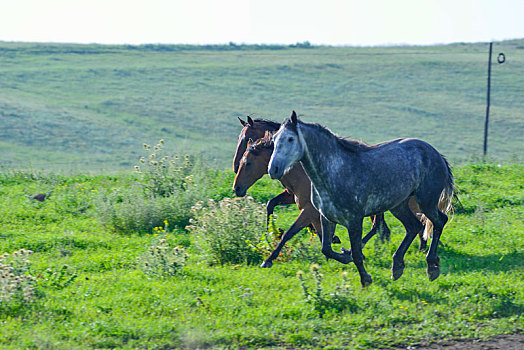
[
  {"x1": 233, "y1": 116, "x2": 393, "y2": 245},
  {"x1": 233, "y1": 116, "x2": 296, "y2": 225},
  {"x1": 234, "y1": 132, "x2": 403, "y2": 268}
]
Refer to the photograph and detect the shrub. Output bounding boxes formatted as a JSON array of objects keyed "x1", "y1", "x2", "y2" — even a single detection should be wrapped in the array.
[
  {"x1": 0, "y1": 249, "x2": 36, "y2": 305},
  {"x1": 138, "y1": 239, "x2": 187, "y2": 277},
  {"x1": 187, "y1": 197, "x2": 268, "y2": 265}
]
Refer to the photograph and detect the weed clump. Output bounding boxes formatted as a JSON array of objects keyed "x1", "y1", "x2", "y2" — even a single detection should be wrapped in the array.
[
  {"x1": 138, "y1": 239, "x2": 187, "y2": 277},
  {"x1": 187, "y1": 197, "x2": 267, "y2": 265},
  {"x1": 297, "y1": 264, "x2": 358, "y2": 318},
  {"x1": 0, "y1": 249, "x2": 36, "y2": 305},
  {"x1": 38, "y1": 264, "x2": 78, "y2": 290},
  {"x1": 136, "y1": 140, "x2": 194, "y2": 198},
  {"x1": 96, "y1": 140, "x2": 209, "y2": 234}
]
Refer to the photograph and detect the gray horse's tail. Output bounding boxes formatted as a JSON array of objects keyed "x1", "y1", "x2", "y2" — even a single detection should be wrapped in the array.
[{"x1": 421, "y1": 156, "x2": 455, "y2": 240}]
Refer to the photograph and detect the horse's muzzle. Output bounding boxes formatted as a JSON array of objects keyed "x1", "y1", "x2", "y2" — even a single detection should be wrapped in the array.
[
  {"x1": 233, "y1": 185, "x2": 247, "y2": 197},
  {"x1": 268, "y1": 164, "x2": 283, "y2": 180}
]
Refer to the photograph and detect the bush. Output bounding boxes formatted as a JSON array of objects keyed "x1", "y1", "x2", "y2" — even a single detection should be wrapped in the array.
[
  {"x1": 0, "y1": 249, "x2": 36, "y2": 306},
  {"x1": 187, "y1": 197, "x2": 268, "y2": 265}
]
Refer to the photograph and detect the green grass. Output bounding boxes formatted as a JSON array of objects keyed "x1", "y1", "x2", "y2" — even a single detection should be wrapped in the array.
[
  {"x1": 0, "y1": 163, "x2": 522, "y2": 349},
  {"x1": 1, "y1": 40, "x2": 523, "y2": 171}
]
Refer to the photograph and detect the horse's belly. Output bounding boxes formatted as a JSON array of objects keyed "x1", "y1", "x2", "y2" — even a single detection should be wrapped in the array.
[{"x1": 362, "y1": 192, "x2": 411, "y2": 216}]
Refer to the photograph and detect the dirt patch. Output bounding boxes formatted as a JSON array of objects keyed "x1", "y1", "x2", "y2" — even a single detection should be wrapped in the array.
[{"x1": 393, "y1": 333, "x2": 524, "y2": 350}]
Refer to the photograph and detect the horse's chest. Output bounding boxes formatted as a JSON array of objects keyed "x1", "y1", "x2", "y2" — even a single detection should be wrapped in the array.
[{"x1": 312, "y1": 187, "x2": 345, "y2": 223}]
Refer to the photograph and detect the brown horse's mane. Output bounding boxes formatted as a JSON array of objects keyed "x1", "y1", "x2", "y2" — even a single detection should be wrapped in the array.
[
  {"x1": 247, "y1": 131, "x2": 274, "y2": 156},
  {"x1": 306, "y1": 122, "x2": 374, "y2": 153},
  {"x1": 253, "y1": 119, "x2": 281, "y2": 131}
]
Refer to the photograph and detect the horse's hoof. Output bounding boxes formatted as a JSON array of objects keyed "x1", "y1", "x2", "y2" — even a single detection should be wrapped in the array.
[
  {"x1": 332, "y1": 235, "x2": 341, "y2": 244},
  {"x1": 427, "y1": 264, "x2": 440, "y2": 281},
  {"x1": 340, "y1": 248, "x2": 354, "y2": 262},
  {"x1": 418, "y1": 242, "x2": 427, "y2": 252},
  {"x1": 361, "y1": 274, "x2": 373, "y2": 287},
  {"x1": 260, "y1": 261, "x2": 273, "y2": 268},
  {"x1": 391, "y1": 261, "x2": 405, "y2": 281}
]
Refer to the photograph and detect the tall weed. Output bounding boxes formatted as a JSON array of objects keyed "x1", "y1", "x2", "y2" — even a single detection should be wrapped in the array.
[{"x1": 297, "y1": 264, "x2": 359, "y2": 318}]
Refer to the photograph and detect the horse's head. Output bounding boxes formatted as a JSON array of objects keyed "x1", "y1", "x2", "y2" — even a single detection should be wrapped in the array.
[
  {"x1": 233, "y1": 133, "x2": 273, "y2": 197},
  {"x1": 233, "y1": 116, "x2": 265, "y2": 173},
  {"x1": 233, "y1": 116, "x2": 281, "y2": 173},
  {"x1": 268, "y1": 111, "x2": 303, "y2": 180}
]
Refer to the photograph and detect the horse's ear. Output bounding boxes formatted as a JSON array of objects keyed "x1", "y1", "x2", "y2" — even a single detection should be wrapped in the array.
[
  {"x1": 238, "y1": 117, "x2": 247, "y2": 127},
  {"x1": 247, "y1": 116, "x2": 254, "y2": 127},
  {"x1": 290, "y1": 110, "x2": 298, "y2": 125}
]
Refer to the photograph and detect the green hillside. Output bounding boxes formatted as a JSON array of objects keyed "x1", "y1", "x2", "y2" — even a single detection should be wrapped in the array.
[{"x1": 1, "y1": 40, "x2": 523, "y2": 171}]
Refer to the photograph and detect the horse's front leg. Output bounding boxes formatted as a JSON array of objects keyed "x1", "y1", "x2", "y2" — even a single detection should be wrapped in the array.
[
  {"x1": 320, "y1": 215, "x2": 352, "y2": 264},
  {"x1": 266, "y1": 190, "x2": 295, "y2": 228},
  {"x1": 260, "y1": 206, "x2": 315, "y2": 268},
  {"x1": 347, "y1": 217, "x2": 373, "y2": 287}
]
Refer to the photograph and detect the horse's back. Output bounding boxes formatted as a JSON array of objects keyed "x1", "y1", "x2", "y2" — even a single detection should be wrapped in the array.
[{"x1": 349, "y1": 138, "x2": 448, "y2": 214}]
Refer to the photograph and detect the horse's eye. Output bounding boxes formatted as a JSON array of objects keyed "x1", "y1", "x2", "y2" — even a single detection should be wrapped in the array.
[{"x1": 288, "y1": 137, "x2": 294, "y2": 142}]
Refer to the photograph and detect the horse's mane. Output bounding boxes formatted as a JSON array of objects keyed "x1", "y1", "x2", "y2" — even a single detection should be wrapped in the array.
[
  {"x1": 294, "y1": 120, "x2": 374, "y2": 153},
  {"x1": 253, "y1": 119, "x2": 281, "y2": 131},
  {"x1": 247, "y1": 131, "x2": 274, "y2": 156}
]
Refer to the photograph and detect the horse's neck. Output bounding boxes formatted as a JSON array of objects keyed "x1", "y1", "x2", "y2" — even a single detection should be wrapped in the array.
[
  {"x1": 279, "y1": 162, "x2": 308, "y2": 195},
  {"x1": 298, "y1": 123, "x2": 354, "y2": 191},
  {"x1": 258, "y1": 149, "x2": 273, "y2": 175}
]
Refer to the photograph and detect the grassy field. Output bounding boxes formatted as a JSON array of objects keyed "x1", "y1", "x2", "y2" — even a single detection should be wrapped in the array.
[
  {"x1": 0, "y1": 162, "x2": 522, "y2": 349},
  {"x1": 1, "y1": 40, "x2": 523, "y2": 171}
]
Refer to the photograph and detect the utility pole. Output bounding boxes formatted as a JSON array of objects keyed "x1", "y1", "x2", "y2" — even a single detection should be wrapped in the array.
[{"x1": 483, "y1": 42, "x2": 492, "y2": 156}]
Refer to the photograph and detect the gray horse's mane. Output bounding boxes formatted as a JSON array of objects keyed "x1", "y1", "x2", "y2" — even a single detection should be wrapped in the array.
[{"x1": 286, "y1": 118, "x2": 373, "y2": 153}]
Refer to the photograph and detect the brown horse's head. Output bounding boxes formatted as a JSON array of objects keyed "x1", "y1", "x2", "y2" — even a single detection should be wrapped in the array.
[
  {"x1": 233, "y1": 116, "x2": 280, "y2": 173},
  {"x1": 233, "y1": 133, "x2": 274, "y2": 197}
]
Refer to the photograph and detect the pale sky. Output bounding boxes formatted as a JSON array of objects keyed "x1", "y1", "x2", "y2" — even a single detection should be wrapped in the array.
[{"x1": 0, "y1": 0, "x2": 523, "y2": 46}]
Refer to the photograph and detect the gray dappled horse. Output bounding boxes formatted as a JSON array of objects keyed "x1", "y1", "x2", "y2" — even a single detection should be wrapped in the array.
[{"x1": 268, "y1": 111, "x2": 454, "y2": 287}]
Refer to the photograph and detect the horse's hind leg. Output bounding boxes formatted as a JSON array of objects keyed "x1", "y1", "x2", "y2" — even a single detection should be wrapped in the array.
[
  {"x1": 408, "y1": 197, "x2": 427, "y2": 251},
  {"x1": 417, "y1": 204, "x2": 447, "y2": 281},
  {"x1": 362, "y1": 213, "x2": 391, "y2": 245},
  {"x1": 390, "y1": 199, "x2": 424, "y2": 280}
]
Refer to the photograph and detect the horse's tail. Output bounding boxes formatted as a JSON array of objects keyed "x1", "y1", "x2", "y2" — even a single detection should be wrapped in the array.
[{"x1": 421, "y1": 156, "x2": 455, "y2": 241}]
